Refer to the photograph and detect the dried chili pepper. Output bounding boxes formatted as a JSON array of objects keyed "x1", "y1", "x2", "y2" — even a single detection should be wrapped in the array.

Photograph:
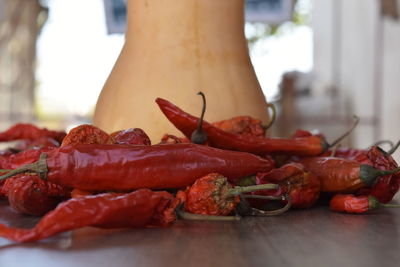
[
  {"x1": 110, "y1": 128, "x2": 151, "y2": 145},
  {"x1": 6, "y1": 174, "x2": 71, "y2": 216},
  {"x1": 0, "y1": 123, "x2": 66, "y2": 144},
  {"x1": 329, "y1": 194, "x2": 400, "y2": 214},
  {"x1": 71, "y1": 189, "x2": 94, "y2": 198},
  {"x1": 177, "y1": 173, "x2": 278, "y2": 216},
  {"x1": 254, "y1": 163, "x2": 321, "y2": 209},
  {"x1": 356, "y1": 146, "x2": 400, "y2": 203},
  {"x1": 0, "y1": 189, "x2": 178, "y2": 242},
  {"x1": 156, "y1": 98, "x2": 357, "y2": 156},
  {"x1": 212, "y1": 103, "x2": 276, "y2": 137},
  {"x1": 296, "y1": 157, "x2": 400, "y2": 193},
  {"x1": 61, "y1": 124, "x2": 114, "y2": 146},
  {"x1": 159, "y1": 134, "x2": 189, "y2": 144},
  {"x1": 0, "y1": 143, "x2": 275, "y2": 191}
]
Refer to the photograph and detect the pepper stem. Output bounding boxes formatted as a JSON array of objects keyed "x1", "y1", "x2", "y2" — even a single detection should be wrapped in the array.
[
  {"x1": 241, "y1": 195, "x2": 282, "y2": 201},
  {"x1": 0, "y1": 169, "x2": 11, "y2": 173},
  {"x1": 378, "y1": 167, "x2": 400, "y2": 176},
  {"x1": 262, "y1": 103, "x2": 277, "y2": 131},
  {"x1": 177, "y1": 207, "x2": 240, "y2": 221},
  {"x1": 228, "y1": 183, "x2": 278, "y2": 196},
  {"x1": 371, "y1": 139, "x2": 394, "y2": 149},
  {"x1": 328, "y1": 115, "x2": 360, "y2": 148},
  {"x1": 191, "y1": 91, "x2": 208, "y2": 144},
  {"x1": 0, "y1": 153, "x2": 48, "y2": 181},
  {"x1": 248, "y1": 194, "x2": 292, "y2": 216},
  {"x1": 387, "y1": 140, "x2": 400, "y2": 155}
]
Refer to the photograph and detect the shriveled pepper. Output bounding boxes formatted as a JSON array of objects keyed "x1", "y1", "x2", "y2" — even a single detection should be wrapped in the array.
[
  {"x1": 0, "y1": 143, "x2": 275, "y2": 191},
  {"x1": 156, "y1": 98, "x2": 356, "y2": 156},
  {"x1": 61, "y1": 124, "x2": 114, "y2": 146},
  {"x1": 110, "y1": 128, "x2": 151, "y2": 145},
  {"x1": 254, "y1": 163, "x2": 321, "y2": 209},
  {"x1": 297, "y1": 156, "x2": 400, "y2": 193},
  {"x1": 177, "y1": 173, "x2": 278, "y2": 216},
  {"x1": 329, "y1": 194, "x2": 400, "y2": 214},
  {"x1": 5, "y1": 174, "x2": 71, "y2": 216},
  {"x1": 0, "y1": 189, "x2": 178, "y2": 242},
  {"x1": 0, "y1": 123, "x2": 66, "y2": 144}
]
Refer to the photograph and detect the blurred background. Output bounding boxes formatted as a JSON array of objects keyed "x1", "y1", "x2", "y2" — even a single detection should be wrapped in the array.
[{"x1": 0, "y1": 0, "x2": 399, "y2": 158}]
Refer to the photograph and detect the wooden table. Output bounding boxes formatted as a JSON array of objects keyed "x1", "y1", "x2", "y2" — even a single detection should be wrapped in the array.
[{"x1": 0, "y1": 196, "x2": 399, "y2": 267}]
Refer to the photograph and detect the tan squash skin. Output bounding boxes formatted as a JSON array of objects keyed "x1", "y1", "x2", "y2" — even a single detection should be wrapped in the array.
[{"x1": 93, "y1": 0, "x2": 269, "y2": 142}]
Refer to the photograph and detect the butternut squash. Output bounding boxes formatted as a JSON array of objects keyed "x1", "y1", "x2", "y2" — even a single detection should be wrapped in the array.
[{"x1": 93, "y1": 0, "x2": 269, "y2": 142}]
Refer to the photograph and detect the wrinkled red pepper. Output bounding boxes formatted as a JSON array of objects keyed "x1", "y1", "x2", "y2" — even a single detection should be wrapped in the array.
[
  {"x1": 5, "y1": 174, "x2": 71, "y2": 216},
  {"x1": 0, "y1": 189, "x2": 178, "y2": 242},
  {"x1": 0, "y1": 123, "x2": 66, "y2": 144},
  {"x1": 329, "y1": 194, "x2": 400, "y2": 214},
  {"x1": 110, "y1": 128, "x2": 151, "y2": 145},
  {"x1": 0, "y1": 143, "x2": 275, "y2": 191},
  {"x1": 61, "y1": 124, "x2": 114, "y2": 146},
  {"x1": 297, "y1": 156, "x2": 400, "y2": 193},
  {"x1": 156, "y1": 98, "x2": 328, "y2": 156},
  {"x1": 177, "y1": 173, "x2": 278, "y2": 216},
  {"x1": 254, "y1": 163, "x2": 321, "y2": 209}
]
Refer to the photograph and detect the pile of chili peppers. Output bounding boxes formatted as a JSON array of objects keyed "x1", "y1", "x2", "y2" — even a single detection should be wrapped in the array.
[{"x1": 0, "y1": 93, "x2": 399, "y2": 243}]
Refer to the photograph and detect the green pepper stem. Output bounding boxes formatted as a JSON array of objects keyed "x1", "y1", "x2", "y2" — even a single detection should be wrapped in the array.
[
  {"x1": 228, "y1": 183, "x2": 278, "y2": 196},
  {"x1": 380, "y1": 203, "x2": 400, "y2": 208},
  {"x1": 248, "y1": 194, "x2": 292, "y2": 216},
  {"x1": 241, "y1": 195, "x2": 282, "y2": 201},
  {"x1": 387, "y1": 140, "x2": 400, "y2": 155},
  {"x1": 371, "y1": 140, "x2": 394, "y2": 149},
  {"x1": 262, "y1": 103, "x2": 277, "y2": 131},
  {"x1": 379, "y1": 167, "x2": 400, "y2": 176},
  {"x1": 0, "y1": 153, "x2": 48, "y2": 181},
  {"x1": 328, "y1": 115, "x2": 360, "y2": 148},
  {"x1": 177, "y1": 209, "x2": 240, "y2": 221},
  {"x1": 191, "y1": 91, "x2": 208, "y2": 144},
  {"x1": 0, "y1": 169, "x2": 11, "y2": 173}
]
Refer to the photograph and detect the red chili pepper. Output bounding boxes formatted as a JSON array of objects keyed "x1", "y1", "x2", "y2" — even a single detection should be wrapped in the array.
[
  {"x1": 254, "y1": 163, "x2": 321, "y2": 209},
  {"x1": 0, "y1": 123, "x2": 66, "y2": 144},
  {"x1": 61, "y1": 124, "x2": 114, "y2": 146},
  {"x1": 110, "y1": 128, "x2": 151, "y2": 145},
  {"x1": 6, "y1": 174, "x2": 71, "y2": 216},
  {"x1": 212, "y1": 116, "x2": 266, "y2": 137},
  {"x1": 356, "y1": 146, "x2": 400, "y2": 203},
  {"x1": 177, "y1": 173, "x2": 278, "y2": 216},
  {"x1": 156, "y1": 98, "x2": 355, "y2": 156},
  {"x1": 71, "y1": 188, "x2": 94, "y2": 198},
  {"x1": 0, "y1": 143, "x2": 275, "y2": 191},
  {"x1": 297, "y1": 156, "x2": 400, "y2": 193},
  {"x1": 329, "y1": 194, "x2": 400, "y2": 214},
  {"x1": 1, "y1": 147, "x2": 54, "y2": 170},
  {"x1": 0, "y1": 189, "x2": 178, "y2": 242},
  {"x1": 159, "y1": 134, "x2": 190, "y2": 144}
]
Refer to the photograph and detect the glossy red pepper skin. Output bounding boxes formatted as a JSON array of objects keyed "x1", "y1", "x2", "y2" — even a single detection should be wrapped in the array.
[
  {"x1": 156, "y1": 98, "x2": 326, "y2": 156},
  {"x1": 0, "y1": 123, "x2": 66, "y2": 143},
  {"x1": 0, "y1": 189, "x2": 178, "y2": 242},
  {"x1": 6, "y1": 174, "x2": 71, "y2": 216},
  {"x1": 329, "y1": 194, "x2": 381, "y2": 214},
  {"x1": 111, "y1": 128, "x2": 151, "y2": 145},
  {"x1": 25, "y1": 143, "x2": 274, "y2": 191},
  {"x1": 297, "y1": 157, "x2": 380, "y2": 193}
]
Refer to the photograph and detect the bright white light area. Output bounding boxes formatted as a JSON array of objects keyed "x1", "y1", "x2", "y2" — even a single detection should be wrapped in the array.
[
  {"x1": 36, "y1": 0, "x2": 124, "y2": 117},
  {"x1": 248, "y1": 24, "x2": 313, "y2": 102}
]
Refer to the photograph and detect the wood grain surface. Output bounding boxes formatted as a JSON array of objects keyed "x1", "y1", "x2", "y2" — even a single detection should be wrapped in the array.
[{"x1": 0, "y1": 196, "x2": 399, "y2": 267}]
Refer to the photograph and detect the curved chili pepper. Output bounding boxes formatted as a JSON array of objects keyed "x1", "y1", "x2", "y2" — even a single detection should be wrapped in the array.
[
  {"x1": 297, "y1": 157, "x2": 400, "y2": 193},
  {"x1": 6, "y1": 174, "x2": 71, "y2": 216},
  {"x1": 177, "y1": 173, "x2": 278, "y2": 216},
  {"x1": 0, "y1": 144, "x2": 275, "y2": 191},
  {"x1": 0, "y1": 189, "x2": 178, "y2": 242},
  {"x1": 329, "y1": 194, "x2": 400, "y2": 214},
  {"x1": 0, "y1": 123, "x2": 66, "y2": 143},
  {"x1": 156, "y1": 98, "x2": 328, "y2": 156},
  {"x1": 61, "y1": 124, "x2": 114, "y2": 146},
  {"x1": 110, "y1": 128, "x2": 151, "y2": 145},
  {"x1": 254, "y1": 163, "x2": 321, "y2": 209}
]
